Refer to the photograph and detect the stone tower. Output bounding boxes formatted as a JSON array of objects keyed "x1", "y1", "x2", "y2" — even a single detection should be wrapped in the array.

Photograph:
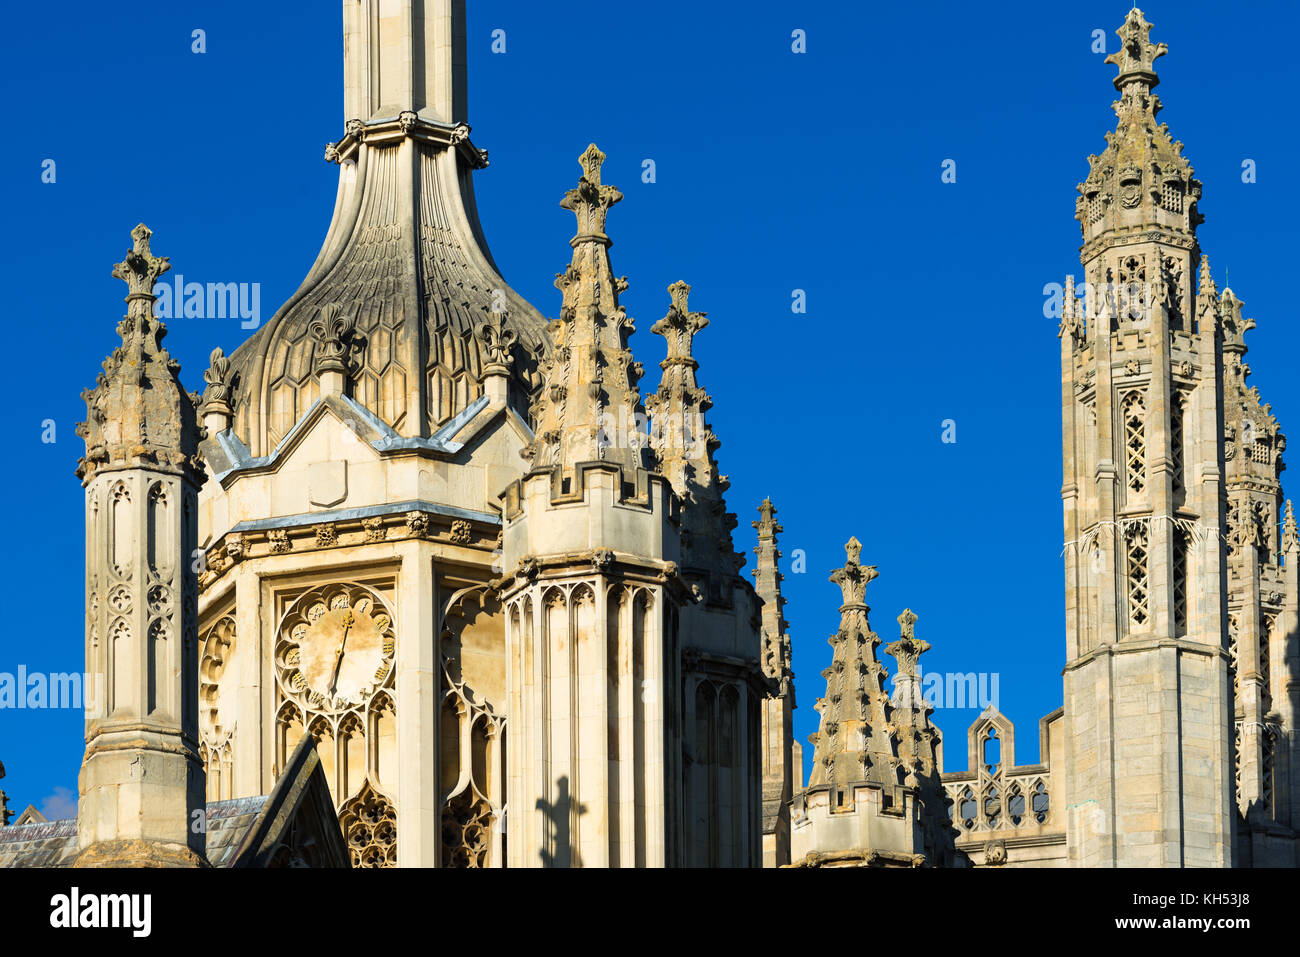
[
  {"x1": 74, "y1": 225, "x2": 208, "y2": 868},
  {"x1": 185, "y1": 1, "x2": 772, "y2": 868},
  {"x1": 1057, "y1": 8, "x2": 1300, "y2": 867},
  {"x1": 497, "y1": 143, "x2": 682, "y2": 867}
]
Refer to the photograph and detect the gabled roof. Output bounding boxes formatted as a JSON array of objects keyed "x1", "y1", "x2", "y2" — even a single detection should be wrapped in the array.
[
  {"x1": 228, "y1": 734, "x2": 349, "y2": 868},
  {"x1": 204, "y1": 392, "x2": 533, "y2": 486},
  {"x1": 12, "y1": 805, "x2": 46, "y2": 827}
]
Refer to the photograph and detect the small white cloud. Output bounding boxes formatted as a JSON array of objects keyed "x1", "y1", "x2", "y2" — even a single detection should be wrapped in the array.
[{"x1": 39, "y1": 786, "x2": 78, "y2": 821}]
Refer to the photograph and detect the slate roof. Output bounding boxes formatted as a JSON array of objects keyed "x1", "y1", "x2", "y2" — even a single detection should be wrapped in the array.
[{"x1": 0, "y1": 796, "x2": 269, "y2": 868}]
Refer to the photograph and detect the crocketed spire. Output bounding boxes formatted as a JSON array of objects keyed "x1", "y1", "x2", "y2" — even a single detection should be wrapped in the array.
[
  {"x1": 884, "y1": 609, "x2": 937, "y2": 784},
  {"x1": 752, "y1": 498, "x2": 794, "y2": 692},
  {"x1": 1195, "y1": 255, "x2": 1218, "y2": 325},
  {"x1": 807, "y1": 538, "x2": 899, "y2": 789},
  {"x1": 75, "y1": 224, "x2": 204, "y2": 487},
  {"x1": 1076, "y1": 9, "x2": 1202, "y2": 247},
  {"x1": 883, "y1": 609, "x2": 955, "y2": 862},
  {"x1": 1216, "y1": 283, "x2": 1286, "y2": 484},
  {"x1": 1284, "y1": 501, "x2": 1299, "y2": 555},
  {"x1": 525, "y1": 145, "x2": 650, "y2": 474},
  {"x1": 647, "y1": 281, "x2": 742, "y2": 586}
]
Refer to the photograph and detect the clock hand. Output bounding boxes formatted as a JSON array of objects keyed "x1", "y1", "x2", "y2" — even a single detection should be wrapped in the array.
[{"x1": 328, "y1": 610, "x2": 355, "y2": 696}]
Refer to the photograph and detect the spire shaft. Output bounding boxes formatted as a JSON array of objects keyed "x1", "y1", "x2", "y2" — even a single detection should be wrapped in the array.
[
  {"x1": 753, "y1": 498, "x2": 793, "y2": 691},
  {"x1": 343, "y1": 0, "x2": 468, "y2": 124}
]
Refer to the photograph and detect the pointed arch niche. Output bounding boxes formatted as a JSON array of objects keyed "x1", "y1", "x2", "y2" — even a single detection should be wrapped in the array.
[{"x1": 439, "y1": 584, "x2": 507, "y2": 867}]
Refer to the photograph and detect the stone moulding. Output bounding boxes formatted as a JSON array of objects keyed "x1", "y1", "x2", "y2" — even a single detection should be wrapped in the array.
[
  {"x1": 493, "y1": 548, "x2": 691, "y2": 604},
  {"x1": 785, "y1": 848, "x2": 925, "y2": 869},
  {"x1": 197, "y1": 500, "x2": 500, "y2": 592},
  {"x1": 325, "y1": 113, "x2": 488, "y2": 169},
  {"x1": 1061, "y1": 634, "x2": 1231, "y2": 671},
  {"x1": 680, "y1": 647, "x2": 768, "y2": 694}
]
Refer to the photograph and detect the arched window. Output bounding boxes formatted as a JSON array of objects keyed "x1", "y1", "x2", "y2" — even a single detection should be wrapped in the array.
[
  {"x1": 1123, "y1": 391, "x2": 1147, "y2": 495},
  {"x1": 1125, "y1": 522, "x2": 1150, "y2": 630}
]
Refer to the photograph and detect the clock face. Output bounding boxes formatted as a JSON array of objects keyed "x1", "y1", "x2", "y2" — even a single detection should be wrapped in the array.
[{"x1": 276, "y1": 586, "x2": 395, "y2": 713}]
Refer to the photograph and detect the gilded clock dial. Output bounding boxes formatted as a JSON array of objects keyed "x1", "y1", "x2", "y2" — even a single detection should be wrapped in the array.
[{"x1": 277, "y1": 586, "x2": 395, "y2": 713}]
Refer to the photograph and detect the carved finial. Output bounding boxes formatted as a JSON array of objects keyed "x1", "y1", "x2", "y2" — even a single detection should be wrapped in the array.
[
  {"x1": 754, "y1": 496, "x2": 781, "y2": 536},
  {"x1": 885, "y1": 609, "x2": 931, "y2": 681},
  {"x1": 578, "y1": 143, "x2": 605, "y2": 183},
  {"x1": 560, "y1": 143, "x2": 623, "y2": 241},
  {"x1": 310, "y1": 303, "x2": 359, "y2": 394},
  {"x1": 199, "y1": 347, "x2": 235, "y2": 434},
  {"x1": 1284, "y1": 500, "x2": 1298, "y2": 554},
  {"x1": 668, "y1": 280, "x2": 690, "y2": 314},
  {"x1": 898, "y1": 608, "x2": 917, "y2": 639},
  {"x1": 477, "y1": 313, "x2": 518, "y2": 372},
  {"x1": 1220, "y1": 287, "x2": 1254, "y2": 352},
  {"x1": 200, "y1": 348, "x2": 234, "y2": 414},
  {"x1": 830, "y1": 537, "x2": 877, "y2": 606},
  {"x1": 652, "y1": 280, "x2": 709, "y2": 370},
  {"x1": 1105, "y1": 8, "x2": 1167, "y2": 89},
  {"x1": 111, "y1": 224, "x2": 171, "y2": 315}
]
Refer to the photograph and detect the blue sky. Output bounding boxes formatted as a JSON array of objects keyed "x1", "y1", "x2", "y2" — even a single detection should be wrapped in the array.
[{"x1": 2, "y1": 0, "x2": 1298, "y2": 816}]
